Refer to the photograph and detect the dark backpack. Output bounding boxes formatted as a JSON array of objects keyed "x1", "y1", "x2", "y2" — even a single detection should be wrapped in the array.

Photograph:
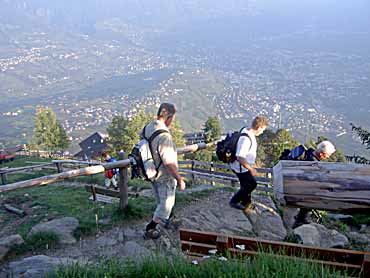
[
  {"x1": 129, "y1": 125, "x2": 169, "y2": 181},
  {"x1": 279, "y1": 145, "x2": 306, "y2": 160},
  {"x1": 216, "y1": 128, "x2": 252, "y2": 163}
]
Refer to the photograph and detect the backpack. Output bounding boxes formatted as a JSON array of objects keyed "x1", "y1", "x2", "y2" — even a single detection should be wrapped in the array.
[
  {"x1": 129, "y1": 125, "x2": 169, "y2": 181},
  {"x1": 104, "y1": 169, "x2": 114, "y2": 179},
  {"x1": 279, "y1": 145, "x2": 306, "y2": 160},
  {"x1": 216, "y1": 128, "x2": 252, "y2": 163}
]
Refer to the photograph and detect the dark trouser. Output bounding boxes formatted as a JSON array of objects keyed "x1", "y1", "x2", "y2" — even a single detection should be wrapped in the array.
[
  {"x1": 296, "y1": 208, "x2": 310, "y2": 222},
  {"x1": 230, "y1": 171, "x2": 257, "y2": 206}
]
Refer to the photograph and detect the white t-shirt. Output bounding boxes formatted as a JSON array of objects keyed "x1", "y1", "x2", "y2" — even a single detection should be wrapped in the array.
[{"x1": 230, "y1": 128, "x2": 257, "y2": 173}]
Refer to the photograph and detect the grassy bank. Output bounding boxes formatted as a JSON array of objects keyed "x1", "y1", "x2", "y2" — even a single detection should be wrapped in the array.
[{"x1": 55, "y1": 253, "x2": 345, "y2": 278}]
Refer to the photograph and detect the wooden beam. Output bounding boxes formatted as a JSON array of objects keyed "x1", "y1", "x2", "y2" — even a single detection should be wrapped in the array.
[
  {"x1": 361, "y1": 253, "x2": 370, "y2": 278},
  {"x1": 0, "y1": 165, "x2": 105, "y2": 193},
  {"x1": 273, "y1": 161, "x2": 370, "y2": 212},
  {"x1": 179, "y1": 229, "x2": 367, "y2": 265}
]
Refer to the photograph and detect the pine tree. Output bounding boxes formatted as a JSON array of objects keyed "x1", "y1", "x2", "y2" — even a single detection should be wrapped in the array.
[
  {"x1": 33, "y1": 107, "x2": 69, "y2": 154},
  {"x1": 203, "y1": 116, "x2": 221, "y2": 143},
  {"x1": 346, "y1": 124, "x2": 370, "y2": 164}
]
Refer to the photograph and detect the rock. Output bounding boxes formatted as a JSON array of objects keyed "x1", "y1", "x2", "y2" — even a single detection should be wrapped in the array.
[
  {"x1": 123, "y1": 227, "x2": 139, "y2": 241},
  {"x1": 0, "y1": 234, "x2": 24, "y2": 261},
  {"x1": 0, "y1": 234, "x2": 24, "y2": 247},
  {"x1": 245, "y1": 194, "x2": 287, "y2": 241},
  {"x1": 182, "y1": 201, "x2": 253, "y2": 235},
  {"x1": 122, "y1": 241, "x2": 151, "y2": 259},
  {"x1": 326, "y1": 213, "x2": 353, "y2": 222},
  {"x1": 360, "y1": 224, "x2": 367, "y2": 233},
  {"x1": 138, "y1": 189, "x2": 153, "y2": 198},
  {"x1": 348, "y1": 232, "x2": 369, "y2": 246},
  {"x1": 29, "y1": 217, "x2": 79, "y2": 244},
  {"x1": 118, "y1": 231, "x2": 124, "y2": 242},
  {"x1": 9, "y1": 255, "x2": 77, "y2": 278},
  {"x1": 294, "y1": 223, "x2": 349, "y2": 248},
  {"x1": 96, "y1": 235, "x2": 118, "y2": 247},
  {"x1": 281, "y1": 207, "x2": 299, "y2": 229}
]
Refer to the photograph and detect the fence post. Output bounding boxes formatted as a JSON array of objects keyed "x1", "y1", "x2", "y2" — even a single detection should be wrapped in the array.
[
  {"x1": 191, "y1": 160, "x2": 195, "y2": 185},
  {"x1": 210, "y1": 161, "x2": 215, "y2": 186},
  {"x1": 1, "y1": 173, "x2": 7, "y2": 185},
  {"x1": 118, "y1": 151, "x2": 129, "y2": 210},
  {"x1": 56, "y1": 162, "x2": 63, "y2": 173}
]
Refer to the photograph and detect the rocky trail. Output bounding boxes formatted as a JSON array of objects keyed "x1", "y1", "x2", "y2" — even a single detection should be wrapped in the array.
[{"x1": 1, "y1": 186, "x2": 369, "y2": 278}]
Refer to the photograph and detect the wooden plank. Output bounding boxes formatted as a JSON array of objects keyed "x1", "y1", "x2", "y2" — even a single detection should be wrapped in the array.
[
  {"x1": 3, "y1": 204, "x2": 26, "y2": 216},
  {"x1": 361, "y1": 253, "x2": 370, "y2": 278},
  {"x1": 181, "y1": 241, "x2": 361, "y2": 275},
  {"x1": 273, "y1": 160, "x2": 370, "y2": 212},
  {"x1": 0, "y1": 163, "x2": 55, "y2": 174},
  {"x1": 89, "y1": 194, "x2": 119, "y2": 204},
  {"x1": 85, "y1": 185, "x2": 138, "y2": 198},
  {"x1": 180, "y1": 168, "x2": 271, "y2": 184},
  {"x1": 179, "y1": 229, "x2": 367, "y2": 265},
  {"x1": 51, "y1": 159, "x2": 101, "y2": 165}
]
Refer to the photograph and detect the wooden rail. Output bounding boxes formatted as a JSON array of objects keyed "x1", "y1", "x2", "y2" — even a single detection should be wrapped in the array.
[
  {"x1": 180, "y1": 229, "x2": 370, "y2": 277},
  {"x1": 0, "y1": 143, "x2": 214, "y2": 209},
  {"x1": 178, "y1": 160, "x2": 273, "y2": 192}
]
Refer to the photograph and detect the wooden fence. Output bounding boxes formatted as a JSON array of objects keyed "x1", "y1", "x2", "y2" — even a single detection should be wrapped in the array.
[
  {"x1": 0, "y1": 142, "x2": 214, "y2": 209},
  {"x1": 180, "y1": 229, "x2": 370, "y2": 277},
  {"x1": 0, "y1": 160, "x2": 101, "y2": 185},
  {"x1": 179, "y1": 160, "x2": 273, "y2": 192}
]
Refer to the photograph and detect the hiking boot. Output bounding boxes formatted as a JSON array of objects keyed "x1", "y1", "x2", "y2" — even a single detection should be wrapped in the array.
[
  {"x1": 144, "y1": 228, "x2": 161, "y2": 240},
  {"x1": 243, "y1": 203, "x2": 255, "y2": 212},
  {"x1": 229, "y1": 202, "x2": 246, "y2": 210}
]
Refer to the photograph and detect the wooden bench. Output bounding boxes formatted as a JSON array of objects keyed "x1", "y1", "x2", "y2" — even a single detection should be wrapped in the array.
[{"x1": 179, "y1": 229, "x2": 370, "y2": 277}]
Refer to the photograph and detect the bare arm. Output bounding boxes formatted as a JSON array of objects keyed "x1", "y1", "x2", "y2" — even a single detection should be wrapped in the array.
[
  {"x1": 163, "y1": 163, "x2": 186, "y2": 191},
  {"x1": 236, "y1": 156, "x2": 257, "y2": 176}
]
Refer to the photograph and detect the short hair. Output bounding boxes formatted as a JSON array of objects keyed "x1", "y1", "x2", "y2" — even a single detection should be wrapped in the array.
[
  {"x1": 157, "y1": 103, "x2": 176, "y2": 119},
  {"x1": 317, "y1": 140, "x2": 336, "y2": 155},
  {"x1": 251, "y1": 116, "x2": 269, "y2": 129}
]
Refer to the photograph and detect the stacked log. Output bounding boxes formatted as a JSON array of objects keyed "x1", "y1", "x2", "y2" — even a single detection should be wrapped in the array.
[{"x1": 273, "y1": 161, "x2": 370, "y2": 212}]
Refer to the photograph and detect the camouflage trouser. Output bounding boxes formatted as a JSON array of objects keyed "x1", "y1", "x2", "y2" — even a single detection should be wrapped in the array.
[{"x1": 152, "y1": 177, "x2": 177, "y2": 223}]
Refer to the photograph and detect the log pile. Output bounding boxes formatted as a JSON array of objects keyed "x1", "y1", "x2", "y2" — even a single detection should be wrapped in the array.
[{"x1": 273, "y1": 161, "x2": 370, "y2": 212}]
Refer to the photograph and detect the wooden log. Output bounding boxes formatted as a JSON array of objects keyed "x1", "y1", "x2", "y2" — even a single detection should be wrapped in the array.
[
  {"x1": 0, "y1": 165, "x2": 105, "y2": 193},
  {"x1": 0, "y1": 142, "x2": 214, "y2": 193},
  {"x1": 273, "y1": 161, "x2": 370, "y2": 212},
  {"x1": 3, "y1": 204, "x2": 26, "y2": 216},
  {"x1": 0, "y1": 163, "x2": 55, "y2": 174}
]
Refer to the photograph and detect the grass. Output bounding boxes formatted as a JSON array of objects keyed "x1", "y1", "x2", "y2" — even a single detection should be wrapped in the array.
[
  {"x1": 0, "y1": 156, "x2": 52, "y2": 168},
  {"x1": 9, "y1": 232, "x2": 59, "y2": 257},
  {"x1": 0, "y1": 179, "x2": 216, "y2": 240},
  {"x1": 351, "y1": 213, "x2": 370, "y2": 226},
  {"x1": 55, "y1": 252, "x2": 345, "y2": 278}
]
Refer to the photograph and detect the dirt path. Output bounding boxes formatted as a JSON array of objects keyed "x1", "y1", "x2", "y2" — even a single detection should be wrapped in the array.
[{"x1": 36, "y1": 188, "x2": 253, "y2": 263}]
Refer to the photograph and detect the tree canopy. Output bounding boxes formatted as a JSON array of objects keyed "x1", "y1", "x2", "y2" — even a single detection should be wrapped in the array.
[
  {"x1": 346, "y1": 123, "x2": 370, "y2": 164},
  {"x1": 33, "y1": 107, "x2": 69, "y2": 153},
  {"x1": 106, "y1": 110, "x2": 185, "y2": 155}
]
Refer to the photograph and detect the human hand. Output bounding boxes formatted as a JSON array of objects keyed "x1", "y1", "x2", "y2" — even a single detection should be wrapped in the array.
[
  {"x1": 249, "y1": 167, "x2": 257, "y2": 177},
  {"x1": 177, "y1": 178, "x2": 186, "y2": 191}
]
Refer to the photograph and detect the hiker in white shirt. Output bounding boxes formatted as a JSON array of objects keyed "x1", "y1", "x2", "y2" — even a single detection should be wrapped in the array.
[{"x1": 229, "y1": 116, "x2": 269, "y2": 211}]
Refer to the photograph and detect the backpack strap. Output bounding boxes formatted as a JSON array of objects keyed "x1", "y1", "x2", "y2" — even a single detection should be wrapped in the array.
[
  {"x1": 146, "y1": 129, "x2": 170, "y2": 178},
  {"x1": 237, "y1": 131, "x2": 253, "y2": 172}
]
